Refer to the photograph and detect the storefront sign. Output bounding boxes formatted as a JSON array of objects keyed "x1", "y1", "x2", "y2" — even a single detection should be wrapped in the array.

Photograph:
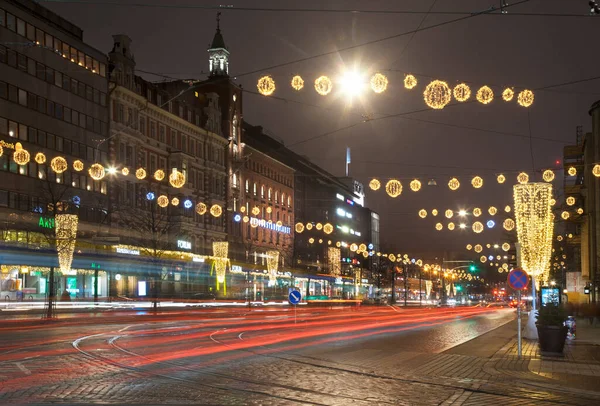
[
  {"x1": 231, "y1": 265, "x2": 243, "y2": 272},
  {"x1": 177, "y1": 240, "x2": 192, "y2": 250},
  {"x1": 115, "y1": 247, "x2": 140, "y2": 255},
  {"x1": 192, "y1": 256, "x2": 205, "y2": 263},
  {"x1": 249, "y1": 217, "x2": 291, "y2": 234},
  {"x1": 0, "y1": 139, "x2": 15, "y2": 150},
  {"x1": 38, "y1": 216, "x2": 55, "y2": 229}
]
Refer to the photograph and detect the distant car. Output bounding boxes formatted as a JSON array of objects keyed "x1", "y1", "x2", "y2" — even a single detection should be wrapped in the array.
[
  {"x1": 192, "y1": 292, "x2": 216, "y2": 301},
  {"x1": 509, "y1": 299, "x2": 525, "y2": 308}
]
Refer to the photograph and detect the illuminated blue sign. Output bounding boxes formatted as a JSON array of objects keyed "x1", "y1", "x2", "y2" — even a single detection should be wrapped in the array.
[{"x1": 233, "y1": 214, "x2": 291, "y2": 234}]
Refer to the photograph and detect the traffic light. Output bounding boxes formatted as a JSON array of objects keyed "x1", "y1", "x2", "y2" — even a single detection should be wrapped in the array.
[
  {"x1": 469, "y1": 264, "x2": 476, "y2": 272},
  {"x1": 455, "y1": 285, "x2": 462, "y2": 291}
]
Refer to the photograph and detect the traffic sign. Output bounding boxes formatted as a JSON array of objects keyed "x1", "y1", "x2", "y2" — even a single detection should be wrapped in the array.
[
  {"x1": 508, "y1": 268, "x2": 529, "y2": 290},
  {"x1": 288, "y1": 290, "x2": 302, "y2": 305}
]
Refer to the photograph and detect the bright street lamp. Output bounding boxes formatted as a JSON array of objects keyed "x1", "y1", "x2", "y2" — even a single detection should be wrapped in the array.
[{"x1": 340, "y1": 71, "x2": 365, "y2": 97}]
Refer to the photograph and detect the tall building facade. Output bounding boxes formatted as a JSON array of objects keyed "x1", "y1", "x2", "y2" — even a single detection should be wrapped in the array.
[{"x1": 0, "y1": 0, "x2": 109, "y2": 299}]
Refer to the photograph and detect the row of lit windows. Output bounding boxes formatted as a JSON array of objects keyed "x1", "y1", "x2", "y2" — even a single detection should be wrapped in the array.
[
  {"x1": 0, "y1": 115, "x2": 108, "y2": 163},
  {"x1": 0, "y1": 44, "x2": 107, "y2": 108},
  {"x1": 0, "y1": 8, "x2": 107, "y2": 77},
  {"x1": 0, "y1": 81, "x2": 108, "y2": 135},
  {"x1": 247, "y1": 159, "x2": 292, "y2": 187},
  {"x1": 244, "y1": 179, "x2": 292, "y2": 207}
]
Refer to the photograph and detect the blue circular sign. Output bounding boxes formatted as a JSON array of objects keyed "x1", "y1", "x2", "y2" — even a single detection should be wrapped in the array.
[
  {"x1": 288, "y1": 290, "x2": 302, "y2": 305},
  {"x1": 508, "y1": 268, "x2": 529, "y2": 290}
]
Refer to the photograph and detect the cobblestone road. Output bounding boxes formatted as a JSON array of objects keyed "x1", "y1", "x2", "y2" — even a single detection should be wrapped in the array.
[{"x1": 0, "y1": 306, "x2": 598, "y2": 405}]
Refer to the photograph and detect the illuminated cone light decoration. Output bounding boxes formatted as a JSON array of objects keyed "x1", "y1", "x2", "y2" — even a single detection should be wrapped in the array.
[
  {"x1": 513, "y1": 183, "x2": 554, "y2": 285},
  {"x1": 212, "y1": 241, "x2": 229, "y2": 293},
  {"x1": 55, "y1": 214, "x2": 79, "y2": 274},
  {"x1": 328, "y1": 247, "x2": 341, "y2": 276},
  {"x1": 266, "y1": 250, "x2": 280, "y2": 286},
  {"x1": 425, "y1": 280, "x2": 433, "y2": 298}
]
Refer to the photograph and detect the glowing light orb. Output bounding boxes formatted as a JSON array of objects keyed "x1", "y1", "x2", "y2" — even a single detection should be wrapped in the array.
[
  {"x1": 195, "y1": 202, "x2": 207, "y2": 215},
  {"x1": 432, "y1": 209, "x2": 438, "y2": 216},
  {"x1": 341, "y1": 71, "x2": 365, "y2": 96},
  {"x1": 471, "y1": 176, "x2": 483, "y2": 189},
  {"x1": 473, "y1": 208, "x2": 482, "y2": 217},
  {"x1": 466, "y1": 244, "x2": 473, "y2": 250},
  {"x1": 316, "y1": 222, "x2": 323, "y2": 231},
  {"x1": 257, "y1": 75, "x2": 276, "y2": 96},
  {"x1": 410, "y1": 179, "x2": 422, "y2": 192},
  {"x1": 561, "y1": 211, "x2": 570, "y2": 220},
  {"x1": 418, "y1": 209, "x2": 427, "y2": 218},
  {"x1": 136, "y1": 168, "x2": 147, "y2": 180},
  {"x1": 404, "y1": 74, "x2": 417, "y2": 89},
  {"x1": 566, "y1": 196, "x2": 575, "y2": 206},
  {"x1": 488, "y1": 206, "x2": 497, "y2": 215},
  {"x1": 448, "y1": 222, "x2": 455, "y2": 230},
  {"x1": 448, "y1": 178, "x2": 460, "y2": 191},
  {"x1": 154, "y1": 169, "x2": 165, "y2": 181},
  {"x1": 517, "y1": 89, "x2": 534, "y2": 107},
  {"x1": 295, "y1": 223, "x2": 304, "y2": 233},
  {"x1": 73, "y1": 160, "x2": 84, "y2": 172},
  {"x1": 453, "y1": 83, "x2": 471, "y2": 102},
  {"x1": 472, "y1": 221, "x2": 484, "y2": 233},
  {"x1": 480, "y1": 256, "x2": 487, "y2": 263},
  {"x1": 50, "y1": 157, "x2": 68, "y2": 174},
  {"x1": 323, "y1": 223, "x2": 334, "y2": 234},
  {"x1": 593, "y1": 165, "x2": 600, "y2": 177},
  {"x1": 369, "y1": 179, "x2": 381, "y2": 191},
  {"x1": 487, "y1": 220, "x2": 496, "y2": 228},
  {"x1": 517, "y1": 172, "x2": 529, "y2": 184},
  {"x1": 497, "y1": 174, "x2": 506, "y2": 184},
  {"x1": 210, "y1": 204, "x2": 222, "y2": 217},
  {"x1": 34, "y1": 152, "x2": 46, "y2": 164},
  {"x1": 476, "y1": 86, "x2": 494, "y2": 104},
  {"x1": 315, "y1": 76, "x2": 333, "y2": 96},
  {"x1": 252, "y1": 206, "x2": 260, "y2": 216},
  {"x1": 370, "y1": 73, "x2": 388, "y2": 94},
  {"x1": 13, "y1": 143, "x2": 30, "y2": 165},
  {"x1": 567, "y1": 166, "x2": 577, "y2": 177},
  {"x1": 291, "y1": 75, "x2": 304, "y2": 91},
  {"x1": 505, "y1": 205, "x2": 511, "y2": 213},
  {"x1": 435, "y1": 223, "x2": 443, "y2": 231},
  {"x1": 306, "y1": 223, "x2": 313, "y2": 230},
  {"x1": 385, "y1": 179, "x2": 402, "y2": 198},
  {"x1": 474, "y1": 244, "x2": 483, "y2": 253},
  {"x1": 502, "y1": 243, "x2": 510, "y2": 252},
  {"x1": 169, "y1": 168, "x2": 186, "y2": 188},
  {"x1": 171, "y1": 197, "x2": 179, "y2": 206},
  {"x1": 577, "y1": 208, "x2": 584, "y2": 215},
  {"x1": 502, "y1": 88, "x2": 514, "y2": 101},
  {"x1": 445, "y1": 209, "x2": 453, "y2": 219},
  {"x1": 423, "y1": 80, "x2": 452, "y2": 110},
  {"x1": 542, "y1": 169, "x2": 555, "y2": 182},
  {"x1": 122, "y1": 167, "x2": 129, "y2": 176},
  {"x1": 157, "y1": 195, "x2": 169, "y2": 208},
  {"x1": 88, "y1": 163, "x2": 105, "y2": 180},
  {"x1": 503, "y1": 218, "x2": 515, "y2": 231}
]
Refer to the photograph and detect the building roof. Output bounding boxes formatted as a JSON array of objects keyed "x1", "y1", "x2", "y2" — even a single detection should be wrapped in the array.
[{"x1": 210, "y1": 29, "x2": 227, "y2": 50}]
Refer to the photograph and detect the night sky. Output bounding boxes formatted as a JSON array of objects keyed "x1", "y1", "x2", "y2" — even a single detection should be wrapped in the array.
[{"x1": 43, "y1": 0, "x2": 600, "y2": 257}]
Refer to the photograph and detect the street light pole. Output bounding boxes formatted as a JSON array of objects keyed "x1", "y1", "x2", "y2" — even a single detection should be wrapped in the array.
[{"x1": 404, "y1": 264, "x2": 408, "y2": 307}]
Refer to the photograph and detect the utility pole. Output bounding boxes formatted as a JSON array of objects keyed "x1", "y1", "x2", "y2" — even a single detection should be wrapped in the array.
[
  {"x1": 391, "y1": 266, "x2": 395, "y2": 304},
  {"x1": 404, "y1": 264, "x2": 408, "y2": 307},
  {"x1": 419, "y1": 267, "x2": 422, "y2": 306}
]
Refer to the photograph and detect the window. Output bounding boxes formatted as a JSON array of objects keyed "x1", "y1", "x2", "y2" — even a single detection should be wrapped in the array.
[
  {"x1": 55, "y1": 71, "x2": 62, "y2": 88},
  {"x1": 17, "y1": 54, "x2": 26, "y2": 71},
  {"x1": 253, "y1": 183, "x2": 257, "y2": 196},
  {"x1": 150, "y1": 121, "x2": 156, "y2": 138},
  {"x1": 7, "y1": 13, "x2": 15, "y2": 31},
  {"x1": 275, "y1": 191, "x2": 279, "y2": 204},
  {"x1": 139, "y1": 116, "x2": 146, "y2": 135},
  {"x1": 159, "y1": 125, "x2": 165, "y2": 143},
  {"x1": 179, "y1": 105, "x2": 183, "y2": 117},
  {"x1": 261, "y1": 185, "x2": 265, "y2": 199},
  {"x1": 268, "y1": 188, "x2": 272, "y2": 201},
  {"x1": 18, "y1": 89, "x2": 26, "y2": 106},
  {"x1": 16, "y1": 18, "x2": 25, "y2": 36},
  {"x1": 288, "y1": 196, "x2": 291, "y2": 207},
  {"x1": 26, "y1": 23, "x2": 34, "y2": 41},
  {"x1": 245, "y1": 180, "x2": 249, "y2": 193},
  {"x1": 232, "y1": 173, "x2": 237, "y2": 188}
]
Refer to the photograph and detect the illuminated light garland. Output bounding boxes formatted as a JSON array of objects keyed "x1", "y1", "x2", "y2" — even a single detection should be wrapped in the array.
[
  {"x1": 561, "y1": 211, "x2": 570, "y2": 220},
  {"x1": 336, "y1": 241, "x2": 341, "y2": 248},
  {"x1": 567, "y1": 166, "x2": 577, "y2": 177},
  {"x1": 13, "y1": 143, "x2": 30, "y2": 165},
  {"x1": 404, "y1": 74, "x2": 417, "y2": 89},
  {"x1": 171, "y1": 197, "x2": 179, "y2": 206},
  {"x1": 266, "y1": 207, "x2": 273, "y2": 214},
  {"x1": 291, "y1": 75, "x2": 304, "y2": 91},
  {"x1": 212, "y1": 242, "x2": 229, "y2": 287},
  {"x1": 306, "y1": 223, "x2": 313, "y2": 230},
  {"x1": 350, "y1": 243, "x2": 358, "y2": 252},
  {"x1": 445, "y1": 209, "x2": 454, "y2": 219},
  {"x1": 593, "y1": 164, "x2": 600, "y2": 177},
  {"x1": 154, "y1": 169, "x2": 165, "y2": 181},
  {"x1": 513, "y1": 183, "x2": 554, "y2": 284},
  {"x1": 257, "y1": 75, "x2": 276, "y2": 96},
  {"x1": 517, "y1": 89, "x2": 534, "y2": 107},
  {"x1": 316, "y1": 223, "x2": 323, "y2": 231},
  {"x1": 502, "y1": 263, "x2": 509, "y2": 270},
  {"x1": 432, "y1": 209, "x2": 438, "y2": 216},
  {"x1": 240, "y1": 206, "x2": 246, "y2": 213},
  {"x1": 577, "y1": 208, "x2": 584, "y2": 215},
  {"x1": 370, "y1": 73, "x2": 389, "y2": 93},
  {"x1": 497, "y1": 174, "x2": 506, "y2": 184},
  {"x1": 157, "y1": 195, "x2": 169, "y2": 208},
  {"x1": 136, "y1": 168, "x2": 147, "y2": 180},
  {"x1": 502, "y1": 88, "x2": 514, "y2": 102},
  {"x1": 416, "y1": 259, "x2": 423, "y2": 267},
  {"x1": 418, "y1": 209, "x2": 428, "y2": 218},
  {"x1": 476, "y1": 86, "x2": 494, "y2": 104},
  {"x1": 385, "y1": 179, "x2": 403, "y2": 198},
  {"x1": 542, "y1": 169, "x2": 555, "y2": 182},
  {"x1": 55, "y1": 214, "x2": 79, "y2": 274},
  {"x1": 453, "y1": 83, "x2": 471, "y2": 102},
  {"x1": 266, "y1": 250, "x2": 279, "y2": 285},
  {"x1": 314, "y1": 75, "x2": 333, "y2": 96},
  {"x1": 448, "y1": 222, "x2": 455, "y2": 231},
  {"x1": 328, "y1": 247, "x2": 341, "y2": 276},
  {"x1": 243, "y1": 215, "x2": 250, "y2": 223},
  {"x1": 473, "y1": 207, "x2": 482, "y2": 217},
  {"x1": 195, "y1": 202, "x2": 207, "y2": 215},
  {"x1": 480, "y1": 255, "x2": 487, "y2": 263},
  {"x1": 435, "y1": 222, "x2": 443, "y2": 231},
  {"x1": 410, "y1": 179, "x2": 422, "y2": 192},
  {"x1": 35, "y1": 152, "x2": 46, "y2": 164},
  {"x1": 448, "y1": 177, "x2": 460, "y2": 191},
  {"x1": 488, "y1": 206, "x2": 497, "y2": 215},
  {"x1": 252, "y1": 206, "x2": 260, "y2": 216},
  {"x1": 502, "y1": 242, "x2": 510, "y2": 252},
  {"x1": 472, "y1": 221, "x2": 484, "y2": 233},
  {"x1": 517, "y1": 172, "x2": 529, "y2": 184},
  {"x1": 503, "y1": 218, "x2": 515, "y2": 231},
  {"x1": 566, "y1": 196, "x2": 576, "y2": 206},
  {"x1": 50, "y1": 156, "x2": 68, "y2": 174},
  {"x1": 362, "y1": 251, "x2": 369, "y2": 258},
  {"x1": 557, "y1": 235, "x2": 563, "y2": 242},
  {"x1": 474, "y1": 244, "x2": 483, "y2": 253},
  {"x1": 73, "y1": 160, "x2": 84, "y2": 172},
  {"x1": 295, "y1": 223, "x2": 304, "y2": 233},
  {"x1": 505, "y1": 205, "x2": 511, "y2": 213},
  {"x1": 466, "y1": 244, "x2": 472, "y2": 250},
  {"x1": 121, "y1": 167, "x2": 129, "y2": 176},
  {"x1": 369, "y1": 178, "x2": 381, "y2": 191},
  {"x1": 210, "y1": 204, "x2": 222, "y2": 217},
  {"x1": 323, "y1": 223, "x2": 333, "y2": 234},
  {"x1": 389, "y1": 254, "x2": 396, "y2": 262},
  {"x1": 169, "y1": 168, "x2": 186, "y2": 188},
  {"x1": 471, "y1": 176, "x2": 483, "y2": 188},
  {"x1": 88, "y1": 163, "x2": 105, "y2": 180},
  {"x1": 359, "y1": 243, "x2": 367, "y2": 252},
  {"x1": 423, "y1": 80, "x2": 452, "y2": 109}
]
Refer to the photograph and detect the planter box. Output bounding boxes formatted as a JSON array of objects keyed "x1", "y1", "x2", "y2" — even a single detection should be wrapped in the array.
[{"x1": 537, "y1": 325, "x2": 568, "y2": 354}]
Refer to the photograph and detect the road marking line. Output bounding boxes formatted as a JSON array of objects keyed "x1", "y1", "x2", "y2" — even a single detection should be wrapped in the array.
[{"x1": 15, "y1": 362, "x2": 31, "y2": 375}]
